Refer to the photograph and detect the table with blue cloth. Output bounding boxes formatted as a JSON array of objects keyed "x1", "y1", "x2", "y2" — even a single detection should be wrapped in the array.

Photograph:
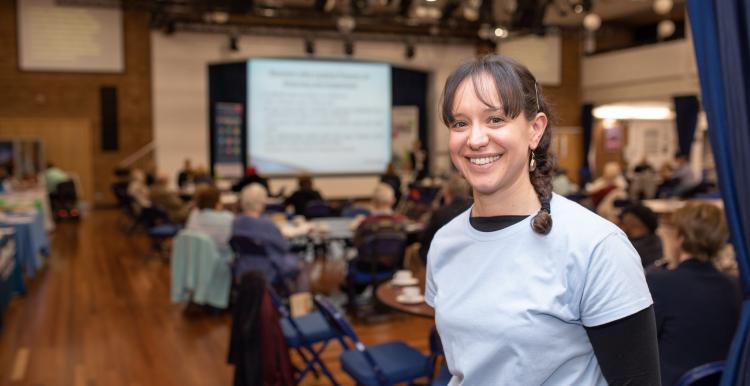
[
  {"x1": 0, "y1": 209, "x2": 49, "y2": 278},
  {"x1": 0, "y1": 229, "x2": 26, "y2": 331}
]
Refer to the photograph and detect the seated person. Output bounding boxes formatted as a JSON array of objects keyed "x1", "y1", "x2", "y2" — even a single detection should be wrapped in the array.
[
  {"x1": 419, "y1": 175, "x2": 471, "y2": 264},
  {"x1": 379, "y1": 162, "x2": 402, "y2": 205},
  {"x1": 284, "y1": 175, "x2": 323, "y2": 215},
  {"x1": 647, "y1": 201, "x2": 741, "y2": 386},
  {"x1": 353, "y1": 183, "x2": 407, "y2": 251},
  {"x1": 232, "y1": 183, "x2": 301, "y2": 286},
  {"x1": 176, "y1": 158, "x2": 194, "y2": 189},
  {"x1": 149, "y1": 174, "x2": 191, "y2": 224},
  {"x1": 619, "y1": 204, "x2": 662, "y2": 267},
  {"x1": 185, "y1": 185, "x2": 234, "y2": 259},
  {"x1": 231, "y1": 165, "x2": 269, "y2": 193},
  {"x1": 585, "y1": 162, "x2": 627, "y2": 207},
  {"x1": 45, "y1": 162, "x2": 70, "y2": 194},
  {"x1": 127, "y1": 169, "x2": 151, "y2": 214}
]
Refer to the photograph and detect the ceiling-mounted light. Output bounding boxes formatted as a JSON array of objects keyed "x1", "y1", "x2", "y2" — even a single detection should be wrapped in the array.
[
  {"x1": 212, "y1": 11, "x2": 230, "y2": 23},
  {"x1": 344, "y1": 39, "x2": 355, "y2": 56},
  {"x1": 337, "y1": 15, "x2": 356, "y2": 34},
  {"x1": 427, "y1": 7, "x2": 442, "y2": 19},
  {"x1": 415, "y1": 6, "x2": 428, "y2": 18},
  {"x1": 657, "y1": 19, "x2": 676, "y2": 39},
  {"x1": 583, "y1": 13, "x2": 601, "y2": 31},
  {"x1": 463, "y1": 6, "x2": 479, "y2": 22},
  {"x1": 593, "y1": 103, "x2": 674, "y2": 120},
  {"x1": 573, "y1": 4, "x2": 584, "y2": 14},
  {"x1": 405, "y1": 42, "x2": 415, "y2": 59},
  {"x1": 426, "y1": 0, "x2": 437, "y2": 3},
  {"x1": 653, "y1": 0, "x2": 674, "y2": 15},
  {"x1": 494, "y1": 27, "x2": 508, "y2": 39},
  {"x1": 228, "y1": 35, "x2": 239, "y2": 52}
]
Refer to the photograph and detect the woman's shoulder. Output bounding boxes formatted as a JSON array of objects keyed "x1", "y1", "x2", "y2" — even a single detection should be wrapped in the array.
[{"x1": 551, "y1": 194, "x2": 622, "y2": 238}]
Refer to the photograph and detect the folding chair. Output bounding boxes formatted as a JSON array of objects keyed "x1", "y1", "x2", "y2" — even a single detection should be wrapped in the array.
[
  {"x1": 268, "y1": 289, "x2": 346, "y2": 385},
  {"x1": 675, "y1": 361, "x2": 725, "y2": 386},
  {"x1": 314, "y1": 295, "x2": 432, "y2": 386}
]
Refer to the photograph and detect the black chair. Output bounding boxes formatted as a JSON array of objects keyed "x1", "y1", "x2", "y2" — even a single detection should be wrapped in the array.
[
  {"x1": 137, "y1": 206, "x2": 181, "y2": 258},
  {"x1": 303, "y1": 200, "x2": 332, "y2": 219},
  {"x1": 675, "y1": 361, "x2": 725, "y2": 386},
  {"x1": 346, "y1": 224, "x2": 406, "y2": 318},
  {"x1": 50, "y1": 180, "x2": 79, "y2": 221}
]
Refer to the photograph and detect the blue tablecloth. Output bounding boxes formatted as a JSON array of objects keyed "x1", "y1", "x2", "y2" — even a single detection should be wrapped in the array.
[
  {"x1": 0, "y1": 231, "x2": 26, "y2": 330},
  {"x1": 0, "y1": 211, "x2": 48, "y2": 277}
]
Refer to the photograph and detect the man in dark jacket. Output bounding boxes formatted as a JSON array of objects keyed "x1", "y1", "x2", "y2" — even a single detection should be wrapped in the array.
[{"x1": 619, "y1": 204, "x2": 663, "y2": 267}]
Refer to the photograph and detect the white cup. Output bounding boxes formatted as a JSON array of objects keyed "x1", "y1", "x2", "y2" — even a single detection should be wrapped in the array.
[
  {"x1": 393, "y1": 270, "x2": 412, "y2": 282},
  {"x1": 402, "y1": 286, "x2": 421, "y2": 299}
]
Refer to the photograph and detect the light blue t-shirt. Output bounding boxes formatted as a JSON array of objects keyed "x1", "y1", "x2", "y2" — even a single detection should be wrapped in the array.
[{"x1": 425, "y1": 193, "x2": 652, "y2": 385}]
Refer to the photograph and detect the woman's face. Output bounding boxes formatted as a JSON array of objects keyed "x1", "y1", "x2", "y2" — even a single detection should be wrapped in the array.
[{"x1": 448, "y1": 74, "x2": 546, "y2": 198}]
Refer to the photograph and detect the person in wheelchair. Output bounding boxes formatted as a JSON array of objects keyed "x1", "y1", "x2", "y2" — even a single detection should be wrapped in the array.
[{"x1": 46, "y1": 163, "x2": 79, "y2": 220}]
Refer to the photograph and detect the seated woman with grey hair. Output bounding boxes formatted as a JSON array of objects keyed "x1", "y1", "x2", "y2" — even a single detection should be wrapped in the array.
[{"x1": 231, "y1": 183, "x2": 302, "y2": 289}]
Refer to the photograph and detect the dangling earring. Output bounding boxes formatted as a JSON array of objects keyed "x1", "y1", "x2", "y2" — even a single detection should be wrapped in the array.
[{"x1": 529, "y1": 149, "x2": 536, "y2": 172}]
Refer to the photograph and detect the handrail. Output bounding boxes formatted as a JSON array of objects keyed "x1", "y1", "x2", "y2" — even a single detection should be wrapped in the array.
[{"x1": 118, "y1": 141, "x2": 155, "y2": 168}]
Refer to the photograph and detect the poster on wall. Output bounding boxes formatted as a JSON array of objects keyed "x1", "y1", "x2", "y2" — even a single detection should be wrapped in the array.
[
  {"x1": 213, "y1": 102, "x2": 243, "y2": 178},
  {"x1": 391, "y1": 106, "x2": 419, "y2": 169},
  {"x1": 604, "y1": 124, "x2": 624, "y2": 151}
]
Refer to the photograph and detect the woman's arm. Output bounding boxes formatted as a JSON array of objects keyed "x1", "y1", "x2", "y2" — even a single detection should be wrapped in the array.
[{"x1": 585, "y1": 305, "x2": 661, "y2": 385}]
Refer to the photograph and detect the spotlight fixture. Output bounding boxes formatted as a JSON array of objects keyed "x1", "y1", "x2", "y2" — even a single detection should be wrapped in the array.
[
  {"x1": 653, "y1": 0, "x2": 674, "y2": 15},
  {"x1": 337, "y1": 15, "x2": 356, "y2": 34},
  {"x1": 305, "y1": 38, "x2": 315, "y2": 55},
  {"x1": 583, "y1": 13, "x2": 601, "y2": 31},
  {"x1": 494, "y1": 27, "x2": 509, "y2": 39},
  {"x1": 657, "y1": 19, "x2": 676, "y2": 39},
  {"x1": 405, "y1": 42, "x2": 415, "y2": 59},
  {"x1": 344, "y1": 39, "x2": 355, "y2": 56},
  {"x1": 228, "y1": 34, "x2": 239, "y2": 52}
]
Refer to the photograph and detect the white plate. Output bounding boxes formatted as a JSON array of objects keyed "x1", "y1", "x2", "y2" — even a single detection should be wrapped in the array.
[
  {"x1": 391, "y1": 277, "x2": 419, "y2": 286},
  {"x1": 396, "y1": 294, "x2": 425, "y2": 305}
]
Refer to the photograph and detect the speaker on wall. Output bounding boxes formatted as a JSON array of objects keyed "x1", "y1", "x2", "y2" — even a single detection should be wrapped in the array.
[{"x1": 100, "y1": 86, "x2": 119, "y2": 151}]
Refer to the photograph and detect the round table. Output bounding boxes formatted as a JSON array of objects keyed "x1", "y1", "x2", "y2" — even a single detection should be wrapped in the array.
[{"x1": 375, "y1": 274, "x2": 434, "y2": 319}]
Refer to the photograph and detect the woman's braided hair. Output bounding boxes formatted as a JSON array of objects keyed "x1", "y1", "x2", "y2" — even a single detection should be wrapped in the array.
[{"x1": 441, "y1": 54, "x2": 555, "y2": 235}]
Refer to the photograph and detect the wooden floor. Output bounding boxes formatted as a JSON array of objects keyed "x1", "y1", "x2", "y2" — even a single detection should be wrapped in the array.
[{"x1": 0, "y1": 209, "x2": 434, "y2": 386}]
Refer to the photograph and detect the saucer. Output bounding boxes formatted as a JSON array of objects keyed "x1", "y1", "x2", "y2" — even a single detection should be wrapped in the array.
[
  {"x1": 396, "y1": 294, "x2": 424, "y2": 305},
  {"x1": 391, "y1": 277, "x2": 419, "y2": 286}
]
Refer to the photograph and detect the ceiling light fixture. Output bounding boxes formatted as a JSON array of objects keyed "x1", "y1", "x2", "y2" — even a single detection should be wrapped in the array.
[
  {"x1": 337, "y1": 15, "x2": 356, "y2": 34},
  {"x1": 657, "y1": 19, "x2": 676, "y2": 39},
  {"x1": 583, "y1": 13, "x2": 601, "y2": 31},
  {"x1": 344, "y1": 39, "x2": 355, "y2": 56},
  {"x1": 593, "y1": 104, "x2": 674, "y2": 120},
  {"x1": 494, "y1": 27, "x2": 508, "y2": 38},
  {"x1": 653, "y1": 0, "x2": 674, "y2": 15}
]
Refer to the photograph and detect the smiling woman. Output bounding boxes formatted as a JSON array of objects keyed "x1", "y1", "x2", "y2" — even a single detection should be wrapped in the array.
[
  {"x1": 441, "y1": 56, "x2": 553, "y2": 234},
  {"x1": 425, "y1": 55, "x2": 661, "y2": 386}
]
